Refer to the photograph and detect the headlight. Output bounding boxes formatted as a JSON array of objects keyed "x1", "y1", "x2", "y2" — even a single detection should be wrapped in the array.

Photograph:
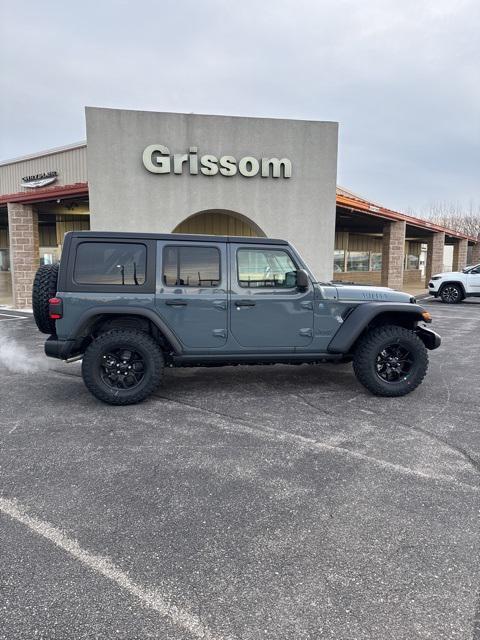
[{"x1": 431, "y1": 276, "x2": 441, "y2": 281}]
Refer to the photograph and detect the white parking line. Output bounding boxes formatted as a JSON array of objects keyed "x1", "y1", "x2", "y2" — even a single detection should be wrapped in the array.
[
  {"x1": 0, "y1": 498, "x2": 234, "y2": 640},
  {"x1": 0, "y1": 497, "x2": 232, "y2": 640},
  {"x1": 0, "y1": 315, "x2": 28, "y2": 322}
]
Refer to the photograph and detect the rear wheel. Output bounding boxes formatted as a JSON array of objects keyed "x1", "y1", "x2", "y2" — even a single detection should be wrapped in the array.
[
  {"x1": 353, "y1": 325, "x2": 428, "y2": 397},
  {"x1": 440, "y1": 283, "x2": 463, "y2": 304},
  {"x1": 32, "y1": 263, "x2": 59, "y2": 334},
  {"x1": 81, "y1": 329, "x2": 164, "y2": 405}
]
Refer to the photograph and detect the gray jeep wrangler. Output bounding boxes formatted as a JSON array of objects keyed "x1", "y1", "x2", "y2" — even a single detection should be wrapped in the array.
[{"x1": 32, "y1": 231, "x2": 441, "y2": 405}]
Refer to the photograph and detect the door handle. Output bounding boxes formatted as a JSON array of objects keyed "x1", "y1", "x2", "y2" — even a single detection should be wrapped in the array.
[
  {"x1": 165, "y1": 299, "x2": 187, "y2": 306},
  {"x1": 235, "y1": 300, "x2": 256, "y2": 307}
]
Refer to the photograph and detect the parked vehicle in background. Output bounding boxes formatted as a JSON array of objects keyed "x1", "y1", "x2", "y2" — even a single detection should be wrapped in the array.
[
  {"x1": 428, "y1": 264, "x2": 480, "y2": 303},
  {"x1": 32, "y1": 232, "x2": 440, "y2": 405}
]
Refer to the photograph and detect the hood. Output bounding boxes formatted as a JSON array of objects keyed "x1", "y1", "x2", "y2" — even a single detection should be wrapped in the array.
[
  {"x1": 431, "y1": 271, "x2": 464, "y2": 279},
  {"x1": 334, "y1": 283, "x2": 413, "y2": 303}
]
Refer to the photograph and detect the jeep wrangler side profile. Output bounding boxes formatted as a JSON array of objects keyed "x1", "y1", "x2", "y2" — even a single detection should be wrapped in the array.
[
  {"x1": 428, "y1": 263, "x2": 480, "y2": 303},
  {"x1": 32, "y1": 232, "x2": 441, "y2": 405}
]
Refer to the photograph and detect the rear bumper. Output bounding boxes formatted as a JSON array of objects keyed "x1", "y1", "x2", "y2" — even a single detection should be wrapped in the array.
[
  {"x1": 417, "y1": 326, "x2": 441, "y2": 350},
  {"x1": 45, "y1": 336, "x2": 78, "y2": 360}
]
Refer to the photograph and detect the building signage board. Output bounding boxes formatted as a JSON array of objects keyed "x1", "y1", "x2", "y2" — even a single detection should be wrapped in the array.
[
  {"x1": 21, "y1": 171, "x2": 58, "y2": 188},
  {"x1": 142, "y1": 145, "x2": 292, "y2": 178},
  {"x1": 86, "y1": 107, "x2": 338, "y2": 281}
]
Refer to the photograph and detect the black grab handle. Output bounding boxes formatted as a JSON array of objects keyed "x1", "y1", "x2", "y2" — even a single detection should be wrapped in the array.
[{"x1": 235, "y1": 300, "x2": 256, "y2": 307}]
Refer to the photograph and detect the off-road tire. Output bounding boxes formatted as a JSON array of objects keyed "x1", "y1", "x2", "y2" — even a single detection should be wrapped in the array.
[
  {"x1": 353, "y1": 325, "x2": 428, "y2": 397},
  {"x1": 32, "y1": 263, "x2": 59, "y2": 334},
  {"x1": 81, "y1": 329, "x2": 164, "y2": 405},
  {"x1": 440, "y1": 283, "x2": 463, "y2": 304}
]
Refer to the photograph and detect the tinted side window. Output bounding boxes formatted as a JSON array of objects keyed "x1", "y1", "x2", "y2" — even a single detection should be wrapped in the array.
[
  {"x1": 163, "y1": 246, "x2": 220, "y2": 287},
  {"x1": 74, "y1": 242, "x2": 146, "y2": 285},
  {"x1": 237, "y1": 249, "x2": 297, "y2": 288}
]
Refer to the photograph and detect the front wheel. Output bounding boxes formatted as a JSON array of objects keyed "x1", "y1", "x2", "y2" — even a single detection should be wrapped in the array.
[
  {"x1": 353, "y1": 325, "x2": 428, "y2": 397},
  {"x1": 440, "y1": 284, "x2": 463, "y2": 304},
  {"x1": 81, "y1": 329, "x2": 164, "y2": 405}
]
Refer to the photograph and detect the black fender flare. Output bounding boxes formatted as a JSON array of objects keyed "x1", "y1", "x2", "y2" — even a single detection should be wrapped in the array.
[
  {"x1": 327, "y1": 302, "x2": 427, "y2": 354},
  {"x1": 68, "y1": 306, "x2": 183, "y2": 354}
]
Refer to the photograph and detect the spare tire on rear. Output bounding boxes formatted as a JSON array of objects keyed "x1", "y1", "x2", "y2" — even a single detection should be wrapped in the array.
[{"x1": 32, "y1": 263, "x2": 59, "y2": 334}]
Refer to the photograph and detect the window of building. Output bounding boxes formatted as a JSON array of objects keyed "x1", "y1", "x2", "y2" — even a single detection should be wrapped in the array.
[
  {"x1": 333, "y1": 250, "x2": 345, "y2": 273},
  {"x1": 347, "y1": 251, "x2": 370, "y2": 272},
  {"x1": 163, "y1": 246, "x2": 220, "y2": 287},
  {"x1": 74, "y1": 242, "x2": 146, "y2": 285},
  {"x1": 0, "y1": 249, "x2": 10, "y2": 272},
  {"x1": 237, "y1": 248, "x2": 297, "y2": 288},
  {"x1": 370, "y1": 252, "x2": 382, "y2": 271},
  {"x1": 406, "y1": 253, "x2": 420, "y2": 270}
]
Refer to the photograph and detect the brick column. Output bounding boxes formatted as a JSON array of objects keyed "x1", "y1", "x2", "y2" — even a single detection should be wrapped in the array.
[
  {"x1": 452, "y1": 238, "x2": 468, "y2": 271},
  {"x1": 7, "y1": 202, "x2": 39, "y2": 309},
  {"x1": 471, "y1": 241, "x2": 480, "y2": 265},
  {"x1": 381, "y1": 220, "x2": 406, "y2": 289},
  {"x1": 425, "y1": 231, "x2": 445, "y2": 285}
]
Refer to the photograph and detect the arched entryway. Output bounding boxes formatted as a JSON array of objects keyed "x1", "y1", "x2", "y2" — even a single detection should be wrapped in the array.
[{"x1": 173, "y1": 209, "x2": 266, "y2": 237}]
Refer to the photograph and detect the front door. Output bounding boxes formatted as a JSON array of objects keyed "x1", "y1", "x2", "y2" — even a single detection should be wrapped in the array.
[
  {"x1": 155, "y1": 241, "x2": 228, "y2": 348},
  {"x1": 229, "y1": 243, "x2": 314, "y2": 349},
  {"x1": 467, "y1": 265, "x2": 480, "y2": 293}
]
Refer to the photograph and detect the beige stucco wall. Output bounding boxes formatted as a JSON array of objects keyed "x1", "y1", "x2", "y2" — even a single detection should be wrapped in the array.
[{"x1": 86, "y1": 108, "x2": 338, "y2": 281}]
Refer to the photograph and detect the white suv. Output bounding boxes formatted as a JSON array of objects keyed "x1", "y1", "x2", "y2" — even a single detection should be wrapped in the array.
[{"x1": 428, "y1": 264, "x2": 480, "y2": 303}]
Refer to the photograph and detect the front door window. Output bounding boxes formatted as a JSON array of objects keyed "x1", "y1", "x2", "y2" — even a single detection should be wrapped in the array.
[{"x1": 237, "y1": 248, "x2": 298, "y2": 289}]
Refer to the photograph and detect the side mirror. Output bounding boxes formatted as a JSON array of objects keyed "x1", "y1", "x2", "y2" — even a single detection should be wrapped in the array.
[{"x1": 296, "y1": 269, "x2": 309, "y2": 291}]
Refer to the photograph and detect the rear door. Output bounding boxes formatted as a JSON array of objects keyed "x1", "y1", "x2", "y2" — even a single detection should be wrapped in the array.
[
  {"x1": 229, "y1": 243, "x2": 314, "y2": 349},
  {"x1": 155, "y1": 241, "x2": 228, "y2": 348}
]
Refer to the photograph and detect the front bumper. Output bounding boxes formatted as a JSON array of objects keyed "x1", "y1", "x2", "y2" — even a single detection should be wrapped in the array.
[
  {"x1": 428, "y1": 281, "x2": 440, "y2": 296},
  {"x1": 45, "y1": 336, "x2": 78, "y2": 360},
  {"x1": 417, "y1": 326, "x2": 441, "y2": 350}
]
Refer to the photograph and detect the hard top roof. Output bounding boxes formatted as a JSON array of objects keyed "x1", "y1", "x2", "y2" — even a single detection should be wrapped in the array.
[{"x1": 67, "y1": 231, "x2": 288, "y2": 245}]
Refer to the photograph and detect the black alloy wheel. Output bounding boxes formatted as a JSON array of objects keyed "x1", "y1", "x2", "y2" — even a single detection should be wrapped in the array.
[
  {"x1": 100, "y1": 348, "x2": 146, "y2": 390},
  {"x1": 440, "y1": 284, "x2": 462, "y2": 304},
  {"x1": 375, "y1": 343, "x2": 413, "y2": 383}
]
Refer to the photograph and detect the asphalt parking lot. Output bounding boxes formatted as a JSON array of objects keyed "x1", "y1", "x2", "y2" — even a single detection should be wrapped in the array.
[{"x1": 0, "y1": 299, "x2": 479, "y2": 640}]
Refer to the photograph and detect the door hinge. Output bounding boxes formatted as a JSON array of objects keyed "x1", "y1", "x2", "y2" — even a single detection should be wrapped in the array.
[
  {"x1": 301, "y1": 300, "x2": 313, "y2": 310},
  {"x1": 212, "y1": 329, "x2": 227, "y2": 338},
  {"x1": 299, "y1": 328, "x2": 313, "y2": 337}
]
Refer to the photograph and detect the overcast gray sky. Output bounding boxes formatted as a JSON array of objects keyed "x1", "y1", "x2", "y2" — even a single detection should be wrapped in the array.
[{"x1": 1, "y1": 0, "x2": 479, "y2": 213}]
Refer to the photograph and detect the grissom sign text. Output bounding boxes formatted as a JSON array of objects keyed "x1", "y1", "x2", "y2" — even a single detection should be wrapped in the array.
[{"x1": 142, "y1": 145, "x2": 292, "y2": 178}]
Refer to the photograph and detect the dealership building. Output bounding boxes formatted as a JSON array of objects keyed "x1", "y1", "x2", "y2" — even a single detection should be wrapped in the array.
[{"x1": 0, "y1": 107, "x2": 478, "y2": 308}]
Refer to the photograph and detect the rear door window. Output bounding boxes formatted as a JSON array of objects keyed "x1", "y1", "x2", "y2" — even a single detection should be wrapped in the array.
[
  {"x1": 74, "y1": 242, "x2": 147, "y2": 286},
  {"x1": 163, "y1": 246, "x2": 220, "y2": 287}
]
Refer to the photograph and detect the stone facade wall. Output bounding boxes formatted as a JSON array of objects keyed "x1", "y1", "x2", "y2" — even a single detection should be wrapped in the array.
[
  {"x1": 471, "y1": 242, "x2": 480, "y2": 265},
  {"x1": 402, "y1": 269, "x2": 423, "y2": 286},
  {"x1": 381, "y1": 220, "x2": 406, "y2": 289},
  {"x1": 7, "y1": 203, "x2": 39, "y2": 308},
  {"x1": 452, "y1": 238, "x2": 468, "y2": 271},
  {"x1": 425, "y1": 232, "x2": 445, "y2": 284},
  {"x1": 332, "y1": 269, "x2": 422, "y2": 288},
  {"x1": 332, "y1": 271, "x2": 382, "y2": 285}
]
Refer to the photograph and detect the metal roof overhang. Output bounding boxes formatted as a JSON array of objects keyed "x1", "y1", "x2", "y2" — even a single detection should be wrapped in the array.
[
  {"x1": 0, "y1": 182, "x2": 89, "y2": 205},
  {"x1": 336, "y1": 193, "x2": 478, "y2": 244}
]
